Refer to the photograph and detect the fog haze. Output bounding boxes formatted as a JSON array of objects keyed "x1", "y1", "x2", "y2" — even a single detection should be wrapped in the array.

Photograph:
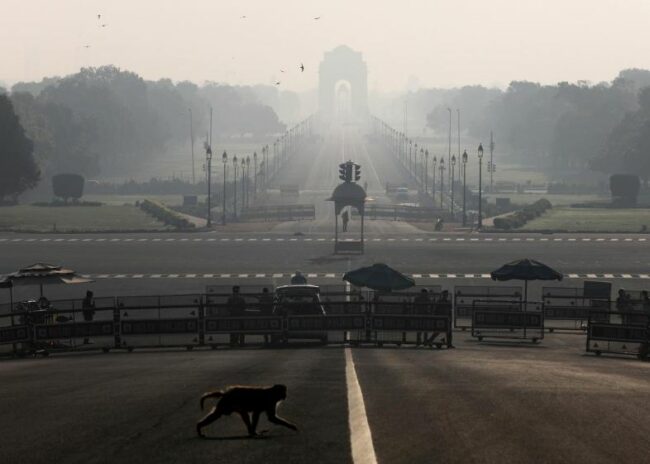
[{"x1": 2, "y1": 0, "x2": 650, "y2": 91}]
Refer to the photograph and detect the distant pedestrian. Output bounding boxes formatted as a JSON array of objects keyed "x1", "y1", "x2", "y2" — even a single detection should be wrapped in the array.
[
  {"x1": 82, "y1": 290, "x2": 95, "y2": 345},
  {"x1": 258, "y1": 287, "x2": 274, "y2": 345},
  {"x1": 290, "y1": 271, "x2": 307, "y2": 285},
  {"x1": 227, "y1": 286, "x2": 247, "y2": 346},
  {"x1": 413, "y1": 289, "x2": 431, "y2": 345},
  {"x1": 341, "y1": 209, "x2": 350, "y2": 232}
]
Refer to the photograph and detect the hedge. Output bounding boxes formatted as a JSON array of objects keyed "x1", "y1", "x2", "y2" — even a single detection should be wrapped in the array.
[
  {"x1": 140, "y1": 199, "x2": 194, "y2": 229},
  {"x1": 493, "y1": 199, "x2": 552, "y2": 230}
]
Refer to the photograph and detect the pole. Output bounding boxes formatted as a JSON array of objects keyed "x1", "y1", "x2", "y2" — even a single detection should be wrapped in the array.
[
  {"x1": 222, "y1": 160, "x2": 227, "y2": 225},
  {"x1": 462, "y1": 161, "x2": 467, "y2": 226},
  {"x1": 189, "y1": 109, "x2": 195, "y2": 184},
  {"x1": 457, "y1": 109, "x2": 461, "y2": 188},
  {"x1": 233, "y1": 161, "x2": 238, "y2": 219},
  {"x1": 447, "y1": 108, "x2": 452, "y2": 183},
  {"x1": 440, "y1": 164, "x2": 444, "y2": 209},
  {"x1": 490, "y1": 131, "x2": 494, "y2": 192},
  {"x1": 478, "y1": 157, "x2": 483, "y2": 229},
  {"x1": 206, "y1": 154, "x2": 212, "y2": 227},
  {"x1": 451, "y1": 164, "x2": 455, "y2": 215}
]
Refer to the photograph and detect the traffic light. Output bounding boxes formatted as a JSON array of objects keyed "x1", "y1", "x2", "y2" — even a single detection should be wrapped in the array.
[
  {"x1": 354, "y1": 163, "x2": 361, "y2": 182},
  {"x1": 339, "y1": 162, "x2": 350, "y2": 182}
]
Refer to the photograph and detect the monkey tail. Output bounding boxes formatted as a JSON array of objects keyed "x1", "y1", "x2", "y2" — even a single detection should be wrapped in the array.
[{"x1": 200, "y1": 390, "x2": 224, "y2": 410}]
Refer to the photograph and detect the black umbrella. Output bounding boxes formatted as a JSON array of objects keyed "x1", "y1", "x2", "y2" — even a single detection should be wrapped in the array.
[
  {"x1": 343, "y1": 263, "x2": 415, "y2": 292},
  {"x1": 490, "y1": 258, "x2": 563, "y2": 305}
]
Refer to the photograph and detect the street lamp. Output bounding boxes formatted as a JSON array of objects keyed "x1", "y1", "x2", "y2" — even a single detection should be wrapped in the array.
[
  {"x1": 414, "y1": 143, "x2": 418, "y2": 179},
  {"x1": 222, "y1": 151, "x2": 228, "y2": 225},
  {"x1": 233, "y1": 155, "x2": 238, "y2": 219},
  {"x1": 478, "y1": 143, "x2": 484, "y2": 229},
  {"x1": 424, "y1": 150, "x2": 429, "y2": 195},
  {"x1": 408, "y1": 140, "x2": 412, "y2": 174},
  {"x1": 205, "y1": 142, "x2": 213, "y2": 228},
  {"x1": 451, "y1": 154, "x2": 456, "y2": 215},
  {"x1": 462, "y1": 150, "x2": 468, "y2": 227},
  {"x1": 241, "y1": 157, "x2": 246, "y2": 211},
  {"x1": 432, "y1": 156, "x2": 437, "y2": 203},
  {"x1": 253, "y1": 152, "x2": 258, "y2": 200},
  {"x1": 245, "y1": 156, "x2": 250, "y2": 208},
  {"x1": 439, "y1": 157, "x2": 445, "y2": 209},
  {"x1": 419, "y1": 148, "x2": 424, "y2": 188}
]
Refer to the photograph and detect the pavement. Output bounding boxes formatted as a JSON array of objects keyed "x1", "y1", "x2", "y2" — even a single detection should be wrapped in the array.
[{"x1": 2, "y1": 333, "x2": 650, "y2": 464}]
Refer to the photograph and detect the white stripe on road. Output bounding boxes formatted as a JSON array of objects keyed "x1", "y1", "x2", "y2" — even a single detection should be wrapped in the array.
[{"x1": 345, "y1": 349, "x2": 378, "y2": 464}]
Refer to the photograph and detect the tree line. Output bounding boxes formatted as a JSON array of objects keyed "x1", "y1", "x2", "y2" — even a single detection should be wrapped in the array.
[
  {"x1": 1, "y1": 66, "x2": 292, "y2": 200},
  {"x1": 420, "y1": 68, "x2": 650, "y2": 184}
]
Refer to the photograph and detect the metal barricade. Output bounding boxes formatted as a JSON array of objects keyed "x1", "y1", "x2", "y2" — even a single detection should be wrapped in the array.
[
  {"x1": 454, "y1": 286, "x2": 522, "y2": 330},
  {"x1": 471, "y1": 300, "x2": 544, "y2": 343},
  {"x1": 586, "y1": 310, "x2": 649, "y2": 358},
  {"x1": 116, "y1": 294, "x2": 201, "y2": 350},
  {"x1": 0, "y1": 312, "x2": 31, "y2": 355},
  {"x1": 542, "y1": 287, "x2": 611, "y2": 332}
]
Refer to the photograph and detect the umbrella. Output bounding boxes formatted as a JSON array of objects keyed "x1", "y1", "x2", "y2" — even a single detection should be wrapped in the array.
[
  {"x1": 343, "y1": 263, "x2": 415, "y2": 292},
  {"x1": 0, "y1": 263, "x2": 93, "y2": 298},
  {"x1": 490, "y1": 258, "x2": 563, "y2": 305}
]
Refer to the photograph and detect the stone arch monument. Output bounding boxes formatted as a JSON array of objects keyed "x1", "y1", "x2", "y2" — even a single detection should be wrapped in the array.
[{"x1": 319, "y1": 45, "x2": 368, "y2": 120}]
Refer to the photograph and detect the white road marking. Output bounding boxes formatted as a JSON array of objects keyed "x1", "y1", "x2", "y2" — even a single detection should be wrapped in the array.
[{"x1": 345, "y1": 349, "x2": 378, "y2": 464}]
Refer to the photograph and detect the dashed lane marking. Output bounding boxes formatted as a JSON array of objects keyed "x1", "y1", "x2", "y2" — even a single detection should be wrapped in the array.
[
  {"x1": 1, "y1": 236, "x2": 649, "y2": 244},
  {"x1": 3, "y1": 270, "x2": 647, "y2": 280}
]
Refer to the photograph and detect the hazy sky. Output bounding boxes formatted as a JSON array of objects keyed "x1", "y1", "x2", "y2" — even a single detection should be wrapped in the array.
[{"x1": 2, "y1": 0, "x2": 650, "y2": 91}]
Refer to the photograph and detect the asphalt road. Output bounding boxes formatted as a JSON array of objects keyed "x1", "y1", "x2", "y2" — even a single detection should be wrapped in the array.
[{"x1": 2, "y1": 334, "x2": 650, "y2": 464}]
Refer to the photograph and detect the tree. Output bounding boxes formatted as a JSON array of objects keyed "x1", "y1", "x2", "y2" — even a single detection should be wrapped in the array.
[
  {"x1": 0, "y1": 95, "x2": 40, "y2": 201},
  {"x1": 52, "y1": 173, "x2": 85, "y2": 202}
]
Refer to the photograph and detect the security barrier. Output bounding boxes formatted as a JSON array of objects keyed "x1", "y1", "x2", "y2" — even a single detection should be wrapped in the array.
[
  {"x1": 586, "y1": 311, "x2": 649, "y2": 358},
  {"x1": 454, "y1": 286, "x2": 523, "y2": 330},
  {"x1": 542, "y1": 287, "x2": 611, "y2": 332},
  {"x1": 471, "y1": 300, "x2": 544, "y2": 343}
]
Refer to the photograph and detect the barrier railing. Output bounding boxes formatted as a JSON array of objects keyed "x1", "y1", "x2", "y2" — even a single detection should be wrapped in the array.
[
  {"x1": 471, "y1": 300, "x2": 544, "y2": 343},
  {"x1": 0, "y1": 297, "x2": 453, "y2": 355},
  {"x1": 454, "y1": 286, "x2": 523, "y2": 330},
  {"x1": 586, "y1": 311, "x2": 649, "y2": 359},
  {"x1": 542, "y1": 287, "x2": 611, "y2": 332}
]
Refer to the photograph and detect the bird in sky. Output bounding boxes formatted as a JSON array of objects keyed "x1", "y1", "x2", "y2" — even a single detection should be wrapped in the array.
[
  {"x1": 280, "y1": 69, "x2": 285, "y2": 73},
  {"x1": 83, "y1": 45, "x2": 91, "y2": 48},
  {"x1": 101, "y1": 24, "x2": 108, "y2": 27},
  {"x1": 275, "y1": 81, "x2": 281, "y2": 86},
  {"x1": 97, "y1": 14, "x2": 101, "y2": 20},
  {"x1": 314, "y1": 16, "x2": 320, "y2": 20},
  {"x1": 300, "y1": 63, "x2": 304, "y2": 72},
  {"x1": 240, "y1": 15, "x2": 246, "y2": 19}
]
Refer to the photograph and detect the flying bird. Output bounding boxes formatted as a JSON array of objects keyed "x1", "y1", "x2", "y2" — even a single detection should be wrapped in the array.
[
  {"x1": 240, "y1": 15, "x2": 246, "y2": 19},
  {"x1": 314, "y1": 16, "x2": 320, "y2": 20},
  {"x1": 83, "y1": 45, "x2": 91, "y2": 48},
  {"x1": 275, "y1": 81, "x2": 281, "y2": 86},
  {"x1": 300, "y1": 63, "x2": 304, "y2": 72},
  {"x1": 101, "y1": 24, "x2": 108, "y2": 27},
  {"x1": 280, "y1": 69, "x2": 285, "y2": 73},
  {"x1": 97, "y1": 14, "x2": 101, "y2": 20}
]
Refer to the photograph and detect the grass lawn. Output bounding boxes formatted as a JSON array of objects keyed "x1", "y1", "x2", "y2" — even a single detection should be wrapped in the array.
[
  {"x1": 0, "y1": 205, "x2": 169, "y2": 232},
  {"x1": 521, "y1": 207, "x2": 650, "y2": 232},
  {"x1": 84, "y1": 194, "x2": 201, "y2": 206}
]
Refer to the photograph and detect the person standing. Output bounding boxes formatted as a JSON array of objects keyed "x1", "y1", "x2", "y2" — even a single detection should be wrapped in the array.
[
  {"x1": 341, "y1": 209, "x2": 350, "y2": 232},
  {"x1": 227, "y1": 286, "x2": 247, "y2": 347},
  {"x1": 290, "y1": 271, "x2": 307, "y2": 285},
  {"x1": 82, "y1": 290, "x2": 95, "y2": 345}
]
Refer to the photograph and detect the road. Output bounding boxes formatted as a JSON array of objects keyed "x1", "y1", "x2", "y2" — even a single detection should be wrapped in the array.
[{"x1": 2, "y1": 334, "x2": 650, "y2": 464}]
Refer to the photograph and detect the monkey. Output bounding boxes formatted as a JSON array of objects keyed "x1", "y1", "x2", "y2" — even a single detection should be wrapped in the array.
[{"x1": 197, "y1": 384, "x2": 298, "y2": 438}]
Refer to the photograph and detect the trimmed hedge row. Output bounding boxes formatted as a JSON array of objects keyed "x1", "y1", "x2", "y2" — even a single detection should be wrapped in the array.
[
  {"x1": 493, "y1": 199, "x2": 552, "y2": 230},
  {"x1": 140, "y1": 199, "x2": 194, "y2": 229}
]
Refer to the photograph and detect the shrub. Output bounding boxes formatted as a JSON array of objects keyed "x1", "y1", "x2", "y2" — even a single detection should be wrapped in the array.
[
  {"x1": 493, "y1": 199, "x2": 552, "y2": 230},
  {"x1": 52, "y1": 174, "x2": 85, "y2": 202},
  {"x1": 140, "y1": 199, "x2": 194, "y2": 229},
  {"x1": 610, "y1": 174, "x2": 640, "y2": 206}
]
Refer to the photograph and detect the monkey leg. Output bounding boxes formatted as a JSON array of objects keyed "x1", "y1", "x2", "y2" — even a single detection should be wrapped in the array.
[
  {"x1": 250, "y1": 410, "x2": 262, "y2": 435},
  {"x1": 196, "y1": 407, "x2": 222, "y2": 437},
  {"x1": 238, "y1": 412, "x2": 257, "y2": 436},
  {"x1": 266, "y1": 410, "x2": 298, "y2": 431}
]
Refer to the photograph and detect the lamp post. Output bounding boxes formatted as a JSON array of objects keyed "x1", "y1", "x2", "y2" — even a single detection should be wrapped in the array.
[
  {"x1": 253, "y1": 152, "x2": 258, "y2": 200},
  {"x1": 408, "y1": 140, "x2": 412, "y2": 174},
  {"x1": 264, "y1": 145, "x2": 269, "y2": 191},
  {"x1": 233, "y1": 155, "x2": 238, "y2": 219},
  {"x1": 241, "y1": 157, "x2": 246, "y2": 211},
  {"x1": 424, "y1": 150, "x2": 429, "y2": 195},
  {"x1": 419, "y1": 147, "x2": 424, "y2": 188},
  {"x1": 462, "y1": 150, "x2": 468, "y2": 227},
  {"x1": 414, "y1": 143, "x2": 418, "y2": 180},
  {"x1": 246, "y1": 156, "x2": 251, "y2": 208},
  {"x1": 451, "y1": 154, "x2": 456, "y2": 215},
  {"x1": 205, "y1": 143, "x2": 213, "y2": 228},
  {"x1": 478, "y1": 143, "x2": 484, "y2": 229},
  {"x1": 439, "y1": 158, "x2": 445, "y2": 209},
  {"x1": 432, "y1": 156, "x2": 437, "y2": 203},
  {"x1": 222, "y1": 151, "x2": 228, "y2": 225},
  {"x1": 447, "y1": 107, "x2": 452, "y2": 183}
]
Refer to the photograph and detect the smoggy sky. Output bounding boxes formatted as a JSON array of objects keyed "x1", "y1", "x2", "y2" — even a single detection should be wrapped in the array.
[{"x1": 2, "y1": 0, "x2": 650, "y2": 92}]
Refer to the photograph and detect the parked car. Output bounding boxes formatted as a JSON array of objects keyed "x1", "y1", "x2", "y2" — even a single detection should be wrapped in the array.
[{"x1": 272, "y1": 285, "x2": 327, "y2": 343}]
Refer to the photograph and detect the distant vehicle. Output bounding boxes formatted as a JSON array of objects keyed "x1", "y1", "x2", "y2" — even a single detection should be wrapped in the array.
[
  {"x1": 272, "y1": 285, "x2": 327, "y2": 344},
  {"x1": 273, "y1": 285, "x2": 326, "y2": 316},
  {"x1": 395, "y1": 187, "x2": 409, "y2": 201}
]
